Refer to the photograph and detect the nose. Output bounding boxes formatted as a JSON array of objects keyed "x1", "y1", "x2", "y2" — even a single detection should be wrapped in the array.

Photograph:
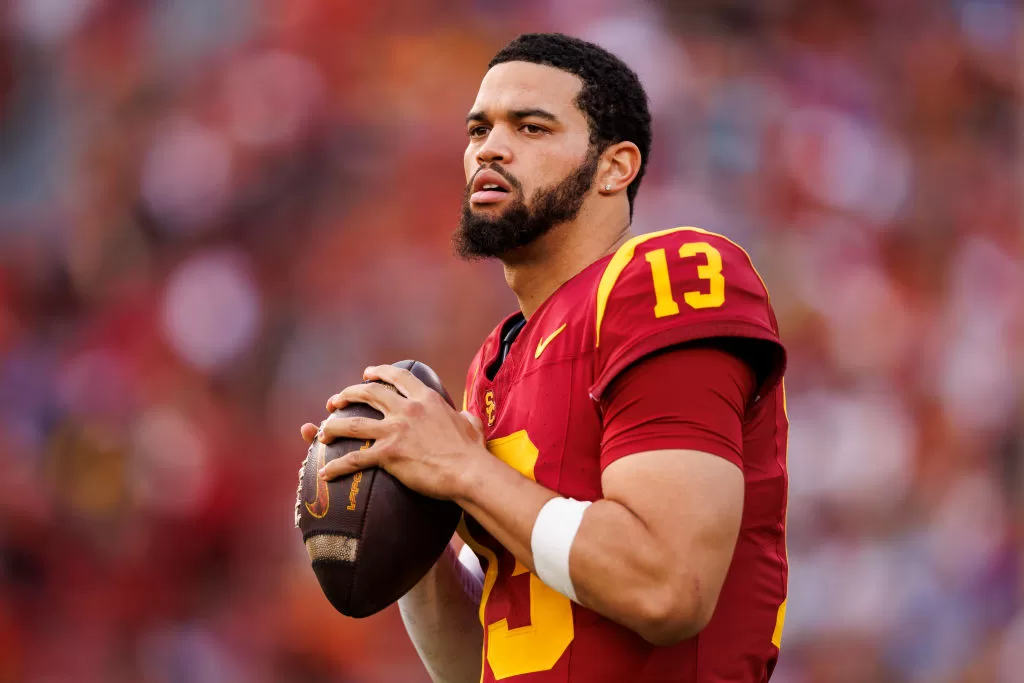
[{"x1": 475, "y1": 125, "x2": 513, "y2": 166}]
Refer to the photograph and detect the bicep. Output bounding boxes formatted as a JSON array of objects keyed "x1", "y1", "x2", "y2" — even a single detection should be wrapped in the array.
[
  {"x1": 596, "y1": 344, "x2": 754, "y2": 620},
  {"x1": 602, "y1": 449, "x2": 743, "y2": 618}
]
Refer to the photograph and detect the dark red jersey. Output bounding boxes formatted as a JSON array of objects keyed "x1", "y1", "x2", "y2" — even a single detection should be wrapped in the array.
[{"x1": 462, "y1": 227, "x2": 789, "y2": 682}]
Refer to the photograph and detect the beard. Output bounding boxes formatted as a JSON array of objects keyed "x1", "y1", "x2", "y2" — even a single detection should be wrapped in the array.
[{"x1": 454, "y1": 151, "x2": 599, "y2": 260}]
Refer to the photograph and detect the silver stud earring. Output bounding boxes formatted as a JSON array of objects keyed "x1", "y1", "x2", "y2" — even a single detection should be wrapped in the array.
[{"x1": 604, "y1": 184, "x2": 612, "y2": 191}]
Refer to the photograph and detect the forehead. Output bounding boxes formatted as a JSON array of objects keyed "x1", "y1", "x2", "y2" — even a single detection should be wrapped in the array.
[{"x1": 471, "y1": 61, "x2": 586, "y2": 121}]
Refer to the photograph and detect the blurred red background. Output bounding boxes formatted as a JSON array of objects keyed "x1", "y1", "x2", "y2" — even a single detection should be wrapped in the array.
[{"x1": 0, "y1": 1, "x2": 1020, "y2": 681}]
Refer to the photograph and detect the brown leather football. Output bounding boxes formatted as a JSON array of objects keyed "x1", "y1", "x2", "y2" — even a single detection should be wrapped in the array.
[{"x1": 295, "y1": 360, "x2": 461, "y2": 618}]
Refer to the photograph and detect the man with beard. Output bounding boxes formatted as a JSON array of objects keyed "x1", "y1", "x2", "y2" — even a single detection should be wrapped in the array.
[{"x1": 304, "y1": 33, "x2": 789, "y2": 683}]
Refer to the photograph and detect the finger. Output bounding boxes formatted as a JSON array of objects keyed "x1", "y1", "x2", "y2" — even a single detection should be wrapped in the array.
[
  {"x1": 300, "y1": 422, "x2": 319, "y2": 444},
  {"x1": 327, "y1": 381, "x2": 404, "y2": 416},
  {"x1": 363, "y1": 365, "x2": 430, "y2": 401},
  {"x1": 460, "y1": 410, "x2": 484, "y2": 433},
  {"x1": 319, "y1": 415, "x2": 388, "y2": 443},
  {"x1": 320, "y1": 445, "x2": 380, "y2": 481}
]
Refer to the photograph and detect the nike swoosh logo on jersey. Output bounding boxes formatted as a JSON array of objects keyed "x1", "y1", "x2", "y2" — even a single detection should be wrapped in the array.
[{"x1": 535, "y1": 323, "x2": 567, "y2": 359}]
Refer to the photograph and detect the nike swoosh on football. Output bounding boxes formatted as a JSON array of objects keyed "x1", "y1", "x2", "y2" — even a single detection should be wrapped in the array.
[
  {"x1": 305, "y1": 441, "x2": 330, "y2": 518},
  {"x1": 535, "y1": 323, "x2": 568, "y2": 359}
]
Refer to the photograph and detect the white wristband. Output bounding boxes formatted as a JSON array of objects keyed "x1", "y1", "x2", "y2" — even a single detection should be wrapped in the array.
[{"x1": 531, "y1": 497, "x2": 592, "y2": 603}]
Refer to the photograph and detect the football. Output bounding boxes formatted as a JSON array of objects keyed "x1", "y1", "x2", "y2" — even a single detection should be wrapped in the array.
[{"x1": 295, "y1": 360, "x2": 462, "y2": 618}]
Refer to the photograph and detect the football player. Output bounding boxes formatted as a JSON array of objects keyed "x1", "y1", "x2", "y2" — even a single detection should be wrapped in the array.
[{"x1": 304, "y1": 33, "x2": 789, "y2": 683}]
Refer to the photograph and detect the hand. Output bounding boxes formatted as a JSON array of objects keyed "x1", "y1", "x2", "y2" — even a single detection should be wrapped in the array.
[{"x1": 300, "y1": 365, "x2": 487, "y2": 500}]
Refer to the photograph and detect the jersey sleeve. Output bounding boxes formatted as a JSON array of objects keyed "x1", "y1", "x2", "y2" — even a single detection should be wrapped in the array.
[
  {"x1": 599, "y1": 344, "x2": 755, "y2": 471},
  {"x1": 590, "y1": 227, "x2": 786, "y2": 401}
]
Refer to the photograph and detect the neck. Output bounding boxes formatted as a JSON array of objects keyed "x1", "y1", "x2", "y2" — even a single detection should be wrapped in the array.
[{"x1": 501, "y1": 206, "x2": 632, "y2": 319}]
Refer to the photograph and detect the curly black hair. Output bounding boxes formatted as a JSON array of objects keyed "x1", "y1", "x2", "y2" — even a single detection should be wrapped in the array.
[{"x1": 489, "y1": 33, "x2": 652, "y2": 218}]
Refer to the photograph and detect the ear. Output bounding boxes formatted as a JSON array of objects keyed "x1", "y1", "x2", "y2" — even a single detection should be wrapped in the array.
[{"x1": 597, "y1": 141, "x2": 642, "y2": 195}]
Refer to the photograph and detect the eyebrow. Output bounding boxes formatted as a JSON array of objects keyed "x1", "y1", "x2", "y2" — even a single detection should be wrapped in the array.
[{"x1": 465, "y1": 108, "x2": 561, "y2": 125}]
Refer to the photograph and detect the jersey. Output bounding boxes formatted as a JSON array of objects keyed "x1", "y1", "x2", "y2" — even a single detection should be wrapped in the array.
[{"x1": 461, "y1": 227, "x2": 789, "y2": 683}]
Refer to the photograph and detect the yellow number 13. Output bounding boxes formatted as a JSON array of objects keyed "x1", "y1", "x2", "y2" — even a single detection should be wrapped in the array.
[{"x1": 644, "y1": 242, "x2": 725, "y2": 317}]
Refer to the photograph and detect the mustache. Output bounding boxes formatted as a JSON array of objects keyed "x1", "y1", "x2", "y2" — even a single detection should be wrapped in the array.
[{"x1": 466, "y1": 164, "x2": 523, "y2": 194}]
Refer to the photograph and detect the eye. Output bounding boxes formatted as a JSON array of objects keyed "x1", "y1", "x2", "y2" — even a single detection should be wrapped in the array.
[
  {"x1": 521, "y1": 124, "x2": 547, "y2": 135},
  {"x1": 468, "y1": 125, "x2": 489, "y2": 139}
]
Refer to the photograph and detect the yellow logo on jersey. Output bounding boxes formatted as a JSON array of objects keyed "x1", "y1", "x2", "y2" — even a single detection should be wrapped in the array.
[
  {"x1": 484, "y1": 390, "x2": 496, "y2": 427},
  {"x1": 534, "y1": 323, "x2": 567, "y2": 359}
]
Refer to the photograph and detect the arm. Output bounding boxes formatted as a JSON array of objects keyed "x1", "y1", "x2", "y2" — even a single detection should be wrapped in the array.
[
  {"x1": 398, "y1": 540, "x2": 483, "y2": 683},
  {"x1": 453, "y1": 448, "x2": 742, "y2": 645},
  {"x1": 455, "y1": 344, "x2": 749, "y2": 644}
]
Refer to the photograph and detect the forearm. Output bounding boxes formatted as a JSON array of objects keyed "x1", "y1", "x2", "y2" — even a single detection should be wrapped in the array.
[
  {"x1": 398, "y1": 544, "x2": 484, "y2": 683},
  {"x1": 453, "y1": 457, "x2": 683, "y2": 641},
  {"x1": 567, "y1": 498, "x2": 696, "y2": 641},
  {"x1": 454, "y1": 455, "x2": 558, "y2": 572}
]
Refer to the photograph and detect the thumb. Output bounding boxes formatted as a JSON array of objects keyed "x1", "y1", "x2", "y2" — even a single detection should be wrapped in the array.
[
  {"x1": 460, "y1": 410, "x2": 484, "y2": 434},
  {"x1": 300, "y1": 422, "x2": 320, "y2": 445}
]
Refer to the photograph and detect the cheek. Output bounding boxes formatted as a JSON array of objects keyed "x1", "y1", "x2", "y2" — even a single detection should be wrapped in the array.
[
  {"x1": 527, "y1": 150, "x2": 582, "y2": 193},
  {"x1": 464, "y1": 146, "x2": 476, "y2": 182}
]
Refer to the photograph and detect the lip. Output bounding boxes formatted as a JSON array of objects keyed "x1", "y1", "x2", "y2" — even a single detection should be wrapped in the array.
[{"x1": 471, "y1": 169, "x2": 513, "y2": 195}]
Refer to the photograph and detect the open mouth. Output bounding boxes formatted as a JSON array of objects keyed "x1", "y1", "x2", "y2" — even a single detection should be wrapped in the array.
[{"x1": 470, "y1": 170, "x2": 514, "y2": 204}]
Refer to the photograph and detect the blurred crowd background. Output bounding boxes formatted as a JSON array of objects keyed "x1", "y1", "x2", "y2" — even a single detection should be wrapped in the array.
[{"x1": 0, "y1": 0, "x2": 1020, "y2": 681}]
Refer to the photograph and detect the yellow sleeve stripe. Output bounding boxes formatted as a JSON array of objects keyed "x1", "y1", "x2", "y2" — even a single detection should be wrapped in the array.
[
  {"x1": 595, "y1": 226, "x2": 777, "y2": 348},
  {"x1": 595, "y1": 227, "x2": 692, "y2": 348}
]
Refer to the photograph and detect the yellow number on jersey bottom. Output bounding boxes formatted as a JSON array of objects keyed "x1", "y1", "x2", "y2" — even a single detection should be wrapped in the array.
[
  {"x1": 487, "y1": 560, "x2": 574, "y2": 679},
  {"x1": 463, "y1": 430, "x2": 575, "y2": 680}
]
